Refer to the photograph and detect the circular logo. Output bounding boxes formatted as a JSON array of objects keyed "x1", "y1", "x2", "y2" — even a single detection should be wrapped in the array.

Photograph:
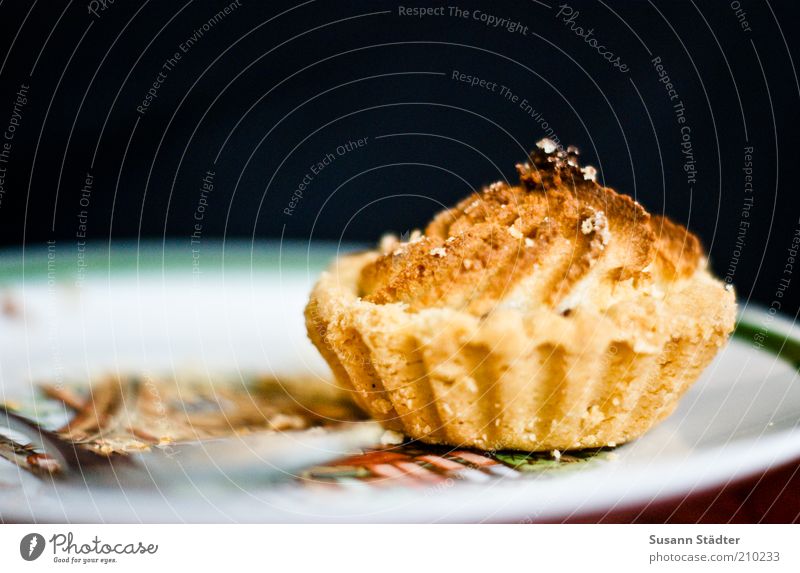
[{"x1": 19, "y1": 533, "x2": 45, "y2": 561}]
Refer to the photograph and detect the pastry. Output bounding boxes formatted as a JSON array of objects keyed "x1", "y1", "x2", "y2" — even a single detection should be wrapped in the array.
[{"x1": 305, "y1": 139, "x2": 736, "y2": 451}]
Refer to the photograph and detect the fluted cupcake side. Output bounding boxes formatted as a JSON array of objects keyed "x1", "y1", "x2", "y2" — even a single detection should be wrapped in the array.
[{"x1": 305, "y1": 253, "x2": 735, "y2": 452}]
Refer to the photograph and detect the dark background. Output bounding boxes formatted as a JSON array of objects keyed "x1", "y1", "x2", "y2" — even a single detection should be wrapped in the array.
[{"x1": 0, "y1": 0, "x2": 797, "y2": 314}]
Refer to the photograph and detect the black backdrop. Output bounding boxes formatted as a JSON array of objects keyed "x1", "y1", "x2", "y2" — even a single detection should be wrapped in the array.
[{"x1": 0, "y1": 0, "x2": 797, "y2": 315}]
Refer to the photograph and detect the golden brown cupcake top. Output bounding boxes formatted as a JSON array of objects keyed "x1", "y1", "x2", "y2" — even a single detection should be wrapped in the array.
[{"x1": 358, "y1": 139, "x2": 708, "y2": 318}]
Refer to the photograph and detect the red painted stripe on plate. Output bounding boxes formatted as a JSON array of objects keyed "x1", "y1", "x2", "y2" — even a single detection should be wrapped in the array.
[
  {"x1": 394, "y1": 461, "x2": 445, "y2": 483},
  {"x1": 419, "y1": 455, "x2": 464, "y2": 471},
  {"x1": 453, "y1": 451, "x2": 496, "y2": 466}
]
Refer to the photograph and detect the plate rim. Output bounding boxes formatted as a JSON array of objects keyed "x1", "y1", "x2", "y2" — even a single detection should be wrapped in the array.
[{"x1": 0, "y1": 241, "x2": 798, "y2": 522}]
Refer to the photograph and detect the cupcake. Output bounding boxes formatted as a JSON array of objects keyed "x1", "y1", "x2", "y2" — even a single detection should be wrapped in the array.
[{"x1": 305, "y1": 140, "x2": 736, "y2": 451}]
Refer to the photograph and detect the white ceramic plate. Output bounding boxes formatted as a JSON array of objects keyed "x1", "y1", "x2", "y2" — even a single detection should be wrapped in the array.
[{"x1": 0, "y1": 241, "x2": 798, "y2": 523}]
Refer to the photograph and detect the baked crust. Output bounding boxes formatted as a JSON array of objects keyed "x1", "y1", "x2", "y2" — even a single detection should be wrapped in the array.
[{"x1": 306, "y1": 140, "x2": 736, "y2": 451}]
